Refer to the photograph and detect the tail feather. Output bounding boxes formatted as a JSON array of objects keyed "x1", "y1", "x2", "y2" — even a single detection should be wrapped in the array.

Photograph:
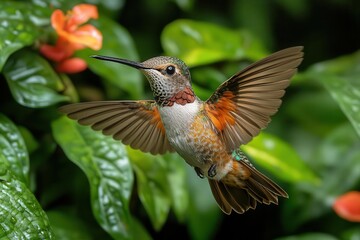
[
  {"x1": 246, "y1": 178, "x2": 279, "y2": 205},
  {"x1": 242, "y1": 161, "x2": 288, "y2": 198},
  {"x1": 218, "y1": 182, "x2": 247, "y2": 214},
  {"x1": 224, "y1": 184, "x2": 257, "y2": 210},
  {"x1": 208, "y1": 160, "x2": 287, "y2": 214},
  {"x1": 208, "y1": 180, "x2": 232, "y2": 214}
]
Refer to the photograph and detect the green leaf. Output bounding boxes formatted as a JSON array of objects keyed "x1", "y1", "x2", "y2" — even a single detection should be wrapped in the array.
[
  {"x1": 92, "y1": 0, "x2": 126, "y2": 12},
  {"x1": 0, "y1": 155, "x2": 55, "y2": 239},
  {"x1": 77, "y1": 16, "x2": 143, "y2": 99},
  {"x1": 282, "y1": 124, "x2": 360, "y2": 231},
  {"x1": 306, "y1": 50, "x2": 360, "y2": 137},
  {"x1": 242, "y1": 132, "x2": 320, "y2": 184},
  {"x1": 0, "y1": 114, "x2": 29, "y2": 185},
  {"x1": 285, "y1": 90, "x2": 347, "y2": 136},
  {"x1": 46, "y1": 211, "x2": 93, "y2": 240},
  {"x1": 163, "y1": 153, "x2": 189, "y2": 222},
  {"x1": 3, "y1": 49, "x2": 69, "y2": 108},
  {"x1": 52, "y1": 117, "x2": 134, "y2": 240},
  {"x1": 161, "y1": 19, "x2": 267, "y2": 67},
  {"x1": 0, "y1": 1, "x2": 50, "y2": 71},
  {"x1": 342, "y1": 227, "x2": 360, "y2": 240},
  {"x1": 173, "y1": 0, "x2": 194, "y2": 11},
  {"x1": 130, "y1": 217, "x2": 152, "y2": 240},
  {"x1": 18, "y1": 125, "x2": 39, "y2": 154},
  {"x1": 185, "y1": 165, "x2": 222, "y2": 240},
  {"x1": 312, "y1": 124, "x2": 360, "y2": 196},
  {"x1": 275, "y1": 232, "x2": 338, "y2": 240},
  {"x1": 127, "y1": 148, "x2": 171, "y2": 231},
  {"x1": 191, "y1": 66, "x2": 227, "y2": 91}
]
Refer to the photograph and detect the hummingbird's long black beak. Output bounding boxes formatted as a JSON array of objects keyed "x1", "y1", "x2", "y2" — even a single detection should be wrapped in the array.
[{"x1": 91, "y1": 55, "x2": 150, "y2": 69}]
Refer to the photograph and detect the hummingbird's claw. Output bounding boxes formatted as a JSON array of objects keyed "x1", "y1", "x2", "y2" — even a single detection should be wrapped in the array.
[
  {"x1": 208, "y1": 164, "x2": 217, "y2": 178},
  {"x1": 194, "y1": 167, "x2": 204, "y2": 178}
]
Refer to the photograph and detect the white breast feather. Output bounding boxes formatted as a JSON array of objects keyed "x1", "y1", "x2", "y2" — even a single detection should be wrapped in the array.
[
  {"x1": 159, "y1": 101, "x2": 200, "y2": 135},
  {"x1": 159, "y1": 101, "x2": 201, "y2": 165}
]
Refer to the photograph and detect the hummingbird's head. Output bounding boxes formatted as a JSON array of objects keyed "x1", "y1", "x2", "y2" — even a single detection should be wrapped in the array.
[{"x1": 92, "y1": 55, "x2": 192, "y2": 105}]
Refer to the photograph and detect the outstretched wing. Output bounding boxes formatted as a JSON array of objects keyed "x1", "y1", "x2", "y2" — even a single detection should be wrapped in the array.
[
  {"x1": 59, "y1": 100, "x2": 174, "y2": 155},
  {"x1": 205, "y1": 46, "x2": 304, "y2": 150}
]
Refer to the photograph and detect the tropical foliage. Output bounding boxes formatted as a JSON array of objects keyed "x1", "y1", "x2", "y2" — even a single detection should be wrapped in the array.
[{"x1": 0, "y1": 0, "x2": 359, "y2": 239}]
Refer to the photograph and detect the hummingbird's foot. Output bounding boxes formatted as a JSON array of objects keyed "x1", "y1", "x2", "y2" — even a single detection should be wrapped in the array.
[
  {"x1": 208, "y1": 164, "x2": 217, "y2": 178},
  {"x1": 194, "y1": 167, "x2": 204, "y2": 178}
]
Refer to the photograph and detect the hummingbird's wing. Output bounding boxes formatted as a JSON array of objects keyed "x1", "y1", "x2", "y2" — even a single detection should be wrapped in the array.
[
  {"x1": 205, "y1": 46, "x2": 303, "y2": 150},
  {"x1": 59, "y1": 100, "x2": 174, "y2": 155}
]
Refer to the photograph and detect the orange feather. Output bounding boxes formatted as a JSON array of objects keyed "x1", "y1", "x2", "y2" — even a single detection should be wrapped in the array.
[
  {"x1": 140, "y1": 104, "x2": 166, "y2": 134},
  {"x1": 205, "y1": 91, "x2": 237, "y2": 131}
]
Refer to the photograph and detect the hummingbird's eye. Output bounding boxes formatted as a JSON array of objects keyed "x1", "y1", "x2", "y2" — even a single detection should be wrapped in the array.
[{"x1": 165, "y1": 65, "x2": 176, "y2": 75}]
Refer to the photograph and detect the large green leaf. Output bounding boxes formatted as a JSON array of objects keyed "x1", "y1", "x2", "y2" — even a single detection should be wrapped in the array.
[
  {"x1": 0, "y1": 1, "x2": 50, "y2": 71},
  {"x1": 185, "y1": 165, "x2": 222, "y2": 240},
  {"x1": 17, "y1": 126, "x2": 40, "y2": 155},
  {"x1": 127, "y1": 148, "x2": 171, "y2": 231},
  {"x1": 130, "y1": 218, "x2": 152, "y2": 240},
  {"x1": 342, "y1": 228, "x2": 360, "y2": 240},
  {"x1": 282, "y1": 124, "x2": 360, "y2": 231},
  {"x1": 306, "y1": 50, "x2": 360, "y2": 137},
  {"x1": 163, "y1": 153, "x2": 189, "y2": 222},
  {"x1": 46, "y1": 211, "x2": 93, "y2": 240},
  {"x1": 3, "y1": 49, "x2": 69, "y2": 108},
  {"x1": 173, "y1": 0, "x2": 194, "y2": 11},
  {"x1": 191, "y1": 67, "x2": 227, "y2": 93},
  {"x1": 0, "y1": 114, "x2": 29, "y2": 185},
  {"x1": 52, "y1": 117, "x2": 134, "y2": 240},
  {"x1": 77, "y1": 16, "x2": 143, "y2": 99},
  {"x1": 0, "y1": 155, "x2": 55, "y2": 239},
  {"x1": 161, "y1": 19, "x2": 267, "y2": 67},
  {"x1": 242, "y1": 132, "x2": 319, "y2": 184},
  {"x1": 285, "y1": 90, "x2": 347, "y2": 136}
]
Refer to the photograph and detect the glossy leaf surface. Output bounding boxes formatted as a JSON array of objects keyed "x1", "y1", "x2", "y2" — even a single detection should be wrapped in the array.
[
  {"x1": 306, "y1": 50, "x2": 360, "y2": 137},
  {"x1": 52, "y1": 117, "x2": 134, "y2": 240},
  {"x1": 0, "y1": 155, "x2": 54, "y2": 239},
  {"x1": 3, "y1": 49, "x2": 69, "y2": 108},
  {"x1": 161, "y1": 19, "x2": 267, "y2": 67},
  {"x1": 0, "y1": 114, "x2": 29, "y2": 185},
  {"x1": 242, "y1": 132, "x2": 319, "y2": 184},
  {"x1": 282, "y1": 124, "x2": 360, "y2": 231},
  {"x1": 127, "y1": 148, "x2": 171, "y2": 231},
  {"x1": 0, "y1": 1, "x2": 50, "y2": 71}
]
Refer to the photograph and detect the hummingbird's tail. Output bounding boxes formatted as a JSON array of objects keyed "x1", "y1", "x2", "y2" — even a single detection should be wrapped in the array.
[{"x1": 208, "y1": 160, "x2": 288, "y2": 215}]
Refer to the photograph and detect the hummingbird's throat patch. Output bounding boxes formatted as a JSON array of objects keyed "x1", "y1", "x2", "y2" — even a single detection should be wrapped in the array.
[{"x1": 165, "y1": 87, "x2": 195, "y2": 106}]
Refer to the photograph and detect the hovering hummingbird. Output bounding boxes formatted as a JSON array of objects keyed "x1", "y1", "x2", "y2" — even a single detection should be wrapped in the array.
[{"x1": 59, "y1": 46, "x2": 303, "y2": 214}]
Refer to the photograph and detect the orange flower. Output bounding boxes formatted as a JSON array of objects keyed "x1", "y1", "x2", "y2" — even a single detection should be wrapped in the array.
[
  {"x1": 333, "y1": 191, "x2": 360, "y2": 222},
  {"x1": 51, "y1": 4, "x2": 102, "y2": 50},
  {"x1": 56, "y1": 57, "x2": 88, "y2": 74},
  {"x1": 40, "y1": 38, "x2": 75, "y2": 62},
  {"x1": 40, "y1": 4, "x2": 102, "y2": 74}
]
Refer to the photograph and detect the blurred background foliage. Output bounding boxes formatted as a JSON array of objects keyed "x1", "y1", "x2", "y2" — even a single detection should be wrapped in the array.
[{"x1": 0, "y1": 0, "x2": 359, "y2": 239}]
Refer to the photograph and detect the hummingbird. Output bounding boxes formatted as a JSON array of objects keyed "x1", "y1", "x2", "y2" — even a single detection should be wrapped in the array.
[{"x1": 59, "y1": 46, "x2": 303, "y2": 214}]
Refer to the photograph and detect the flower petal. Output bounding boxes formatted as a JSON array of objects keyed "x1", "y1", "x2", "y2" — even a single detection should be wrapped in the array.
[
  {"x1": 72, "y1": 24, "x2": 103, "y2": 50},
  {"x1": 58, "y1": 24, "x2": 103, "y2": 50},
  {"x1": 40, "y1": 38, "x2": 75, "y2": 62},
  {"x1": 333, "y1": 191, "x2": 360, "y2": 222},
  {"x1": 51, "y1": 9, "x2": 66, "y2": 34},
  {"x1": 40, "y1": 44, "x2": 66, "y2": 62},
  {"x1": 56, "y1": 57, "x2": 87, "y2": 74},
  {"x1": 71, "y1": 4, "x2": 99, "y2": 26}
]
